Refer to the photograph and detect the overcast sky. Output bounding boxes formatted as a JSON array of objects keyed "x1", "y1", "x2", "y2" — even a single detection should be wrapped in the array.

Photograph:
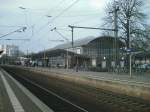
[{"x1": 0, "y1": 0, "x2": 150, "y2": 53}]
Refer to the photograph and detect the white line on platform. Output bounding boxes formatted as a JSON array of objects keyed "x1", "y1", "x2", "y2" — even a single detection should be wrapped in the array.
[
  {"x1": 2, "y1": 69, "x2": 54, "y2": 112},
  {"x1": 0, "y1": 71, "x2": 25, "y2": 112}
]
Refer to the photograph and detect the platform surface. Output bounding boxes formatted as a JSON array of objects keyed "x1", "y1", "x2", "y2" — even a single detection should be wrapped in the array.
[
  {"x1": 0, "y1": 68, "x2": 54, "y2": 112},
  {"x1": 30, "y1": 67, "x2": 150, "y2": 87}
]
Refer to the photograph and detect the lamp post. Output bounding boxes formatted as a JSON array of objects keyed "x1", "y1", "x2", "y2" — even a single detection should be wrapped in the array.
[
  {"x1": 19, "y1": 6, "x2": 28, "y2": 26},
  {"x1": 129, "y1": 51, "x2": 142, "y2": 78},
  {"x1": 127, "y1": 7, "x2": 132, "y2": 78},
  {"x1": 19, "y1": 6, "x2": 26, "y2": 10}
]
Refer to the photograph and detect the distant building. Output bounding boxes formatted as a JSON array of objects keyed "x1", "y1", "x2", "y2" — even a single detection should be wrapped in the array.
[
  {"x1": 31, "y1": 36, "x2": 125, "y2": 70},
  {"x1": 53, "y1": 36, "x2": 124, "y2": 68},
  {"x1": 134, "y1": 51, "x2": 150, "y2": 65},
  {"x1": 0, "y1": 45, "x2": 19, "y2": 57}
]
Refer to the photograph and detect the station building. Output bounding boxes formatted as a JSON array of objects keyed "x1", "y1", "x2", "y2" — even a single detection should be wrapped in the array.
[
  {"x1": 134, "y1": 51, "x2": 150, "y2": 65},
  {"x1": 31, "y1": 36, "x2": 125, "y2": 70}
]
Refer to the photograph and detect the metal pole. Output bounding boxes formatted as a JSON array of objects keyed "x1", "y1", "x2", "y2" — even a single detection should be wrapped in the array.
[
  {"x1": 71, "y1": 27, "x2": 74, "y2": 48},
  {"x1": 68, "y1": 24, "x2": 117, "y2": 70},
  {"x1": 44, "y1": 48, "x2": 46, "y2": 67},
  {"x1": 129, "y1": 22, "x2": 132, "y2": 78},
  {"x1": 114, "y1": 3, "x2": 119, "y2": 68},
  {"x1": 129, "y1": 54, "x2": 132, "y2": 78},
  {"x1": 66, "y1": 49, "x2": 69, "y2": 69},
  {"x1": 27, "y1": 49, "x2": 28, "y2": 58},
  {"x1": 27, "y1": 49, "x2": 28, "y2": 66},
  {"x1": 68, "y1": 25, "x2": 115, "y2": 31},
  {"x1": 128, "y1": 1, "x2": 132, "y2": 78},
  {"x1": 71, "y1": 27, "x2": 75, "y2": 68},
  {"x1": 68, "y1": 25, "x2": 75, "y2": 68}
]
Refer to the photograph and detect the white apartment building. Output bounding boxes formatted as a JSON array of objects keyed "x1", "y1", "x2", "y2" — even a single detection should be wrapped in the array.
[{"x1": 0, "y1": 45, "x2": 19, "y2": 57}]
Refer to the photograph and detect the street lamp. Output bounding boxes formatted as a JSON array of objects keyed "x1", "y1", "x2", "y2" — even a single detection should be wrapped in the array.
[
  {"x1": 19, "y1": 6, "x2": 28, "y2": 26},
  {"x1": 19, "y1": 6, "x2": 26, "y2": 10},
  {"x1": 46, "y1": 15, "x2": 52, "y2": 18}
]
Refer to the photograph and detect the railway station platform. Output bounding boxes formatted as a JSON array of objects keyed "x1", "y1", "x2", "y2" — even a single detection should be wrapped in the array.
[
  {"x1": 0, "y1": 68, "x2": 54, "y2": 112},
  {"x1": 30, "y1": 67, "x2": 150, "y2": 86},
  {"x1": 25, "y1": 67, "x2": 150, "y2": 101},
  {"x1": 2, "y1": 65, "x2": 150, "y2": 112}
]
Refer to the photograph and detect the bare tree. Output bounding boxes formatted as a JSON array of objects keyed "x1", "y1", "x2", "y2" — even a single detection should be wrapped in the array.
[{"x1": 103, "y1": 0, "x2": 150, "y2": 50}]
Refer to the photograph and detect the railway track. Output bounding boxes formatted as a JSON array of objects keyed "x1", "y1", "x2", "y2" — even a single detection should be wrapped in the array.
[
  {"x1": 3, "y1": 69, "x2": 88, "y2": 112},
  {"x1": 2, "y1": 67, "x2": 150, "y2": 112}
]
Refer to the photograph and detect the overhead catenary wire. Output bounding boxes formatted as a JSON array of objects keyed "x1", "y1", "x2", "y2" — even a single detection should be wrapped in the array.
[
  {"x1": 58, "y1": 13, "x2": 101, "y2": 18},
  {"x1": 31, "y1": 0, "x2": 66, "y2": 28},
  {"x1": 70, "y1": 16, "x2": 101, "y2": 25},
  {"x1": 33, "y1": 29, "x2": 52, "y2": 43},
  {"x1": 0, "y1": 38, "x2": 30, "y2": 41},
  {"x1": 29, "y1": 0, "x2": 67, "y2": 36},
  {"x1": 46, "y1": 0, "x2": 65, "y2": 15},
  {"x1": 52, "y1": 17, "x2": 101, "y2": 32},
  {"x1": 51, "y1": 28, "x2": 70, "y2": 41},
  {"x1": 0, "y1": 25, "x2": 24, "y2": 28},
  {"x1": 33, "y1": 0, "x2": 81, "y2": 37},
  {"x1": 0, "y1": 1, "x2": 81, "y2": 53},
  {"x1": 0, "y1": 27, "x2": 27, "y2": 39},
  {"x1": 15, "y1": 1, "x2": 64, "y2": 40},
  {"x1": 49, "y1": 0, "x2": 81, "y2": 23}
]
